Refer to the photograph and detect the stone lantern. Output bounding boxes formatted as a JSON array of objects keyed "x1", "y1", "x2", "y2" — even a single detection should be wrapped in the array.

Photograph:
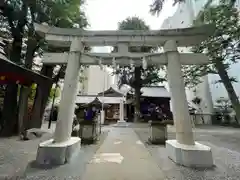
[
  {"x1": 78, "y1": 98, "x2": 101, "y2": 144},
  {"x1": 148, "y1": 119, "x2": 174, "y2": 145}
]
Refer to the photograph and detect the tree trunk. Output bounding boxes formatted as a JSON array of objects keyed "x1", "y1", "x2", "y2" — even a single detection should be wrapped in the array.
[
  {"x1": 216, "y1": 62, "x2": 240, "y2": 123},
  {"x1": 18, "y1": 32, "x2": 37, "y2": 137},
  {"x1": 18, "y1": 86, "x2": 31, "y2": 139},
  {"x1": 30, "y1": 65, "x2": 54, "y2": 128},
  {"x1": 134, "y1": 67, "x2": 141, "y2": 122}
]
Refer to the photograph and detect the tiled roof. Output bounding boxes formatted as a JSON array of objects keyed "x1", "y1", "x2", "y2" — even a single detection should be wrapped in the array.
[{"x1": 141, "y1": 86, "x2": 170, "y2": 98}]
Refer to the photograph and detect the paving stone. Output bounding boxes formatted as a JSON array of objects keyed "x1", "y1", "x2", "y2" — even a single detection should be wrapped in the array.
[{"x1": 83, "y1": 127, "x2": 167, "y2": 180}]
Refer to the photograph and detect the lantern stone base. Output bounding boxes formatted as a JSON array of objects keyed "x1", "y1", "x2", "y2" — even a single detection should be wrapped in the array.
[
  {"x1": 148, "y1": 122, "x2": 167, "y2": 144},
  {"x1": 36, "y1": 137, "x2": 81, "y2": 166},
  {"x1": 166, "y1": 140, "x2": 214, "y2": 168}
]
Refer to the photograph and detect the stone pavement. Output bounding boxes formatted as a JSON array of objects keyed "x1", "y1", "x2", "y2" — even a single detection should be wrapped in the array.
[{"x1": 82, "y1": 127, "x2": 167, "y2": 180}]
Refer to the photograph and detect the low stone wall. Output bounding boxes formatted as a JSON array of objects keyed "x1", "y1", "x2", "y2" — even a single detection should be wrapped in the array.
[{"x1": 190, "y1": 114, "x2": 212, "y2": 125}]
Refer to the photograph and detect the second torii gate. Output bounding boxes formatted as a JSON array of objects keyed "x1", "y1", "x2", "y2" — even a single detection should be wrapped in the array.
[{"x1": 35, "y1": 23, "x2": 214, "y2": 168}]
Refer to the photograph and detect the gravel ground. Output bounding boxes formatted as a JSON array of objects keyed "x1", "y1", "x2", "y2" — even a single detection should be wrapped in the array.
[
  {"x1": 2, "y1": 122, "x2": 240, "y2": 180},
  {"x1": 0, "y1": 123, "x2": 109, "y2": 180},
  {"x1": 134, "y1": 123, "x2": 240, "y2": 180}
]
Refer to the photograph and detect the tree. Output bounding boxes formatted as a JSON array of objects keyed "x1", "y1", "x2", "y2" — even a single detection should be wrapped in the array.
[
  {"x1": 182, "y1": 2, "x2": 240, "y2": 122},
  {"x1": 0, "y1": 1, "x2": 29, "y2": 136},
  {"x1": 0, "y1": 0, "x2": 89, "y2": 136},
  {"x1": 116, "y1": 17, "x2": 165, "y2": 122},
  {"x1": 149, "y1": 0, "x2": 236, "y2": 15},
  {"x1": 30, "y1": 0, "x2": 88, "y2": 132},
  {"x1": 150, "y1": 0, "x2": 185, "y2": 15}
]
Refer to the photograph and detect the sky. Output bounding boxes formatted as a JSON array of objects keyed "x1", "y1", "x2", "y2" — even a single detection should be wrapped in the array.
[
  {"x1": 83, "y1": 0, "x2": 178, "y2": 86},
  {"x1": 84, "y1": 0, "x2": 178, "y2": 52}
]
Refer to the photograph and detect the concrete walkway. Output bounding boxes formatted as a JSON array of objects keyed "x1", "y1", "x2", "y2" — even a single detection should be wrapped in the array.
[{"x1": 83, "y1": 128, "x2": 166, "y2": 180}]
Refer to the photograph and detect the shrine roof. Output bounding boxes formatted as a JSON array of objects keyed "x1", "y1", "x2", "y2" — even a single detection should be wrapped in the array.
[
  {"x1": 140, "y1": 86, "x2": 170, "y2": 98},
  {"x1": 0, "y1": 54, "x2": 52, "y2": 86},
  {"x1": 98, "y1": 87, "x2": 124, "y2": 97}
]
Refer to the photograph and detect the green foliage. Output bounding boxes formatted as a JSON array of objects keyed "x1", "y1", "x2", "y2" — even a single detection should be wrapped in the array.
[
  {"x1": 150, "y1": 0, "x2": 185, "y2": 15},
  {"x1": 35, "y1": 0, "x2": 88, "y2": 28},
  {"x1": 149, "y1": 0, "x2": 236, "y2": 15},
  {"x1": 215, "y1": 97, "x2": 232, "y2": 114},
  {"x1": 115, "y1": 17, "x2": 165, "y2": 89},
  {"x1": 182, "y1": 2, "x2": 240, "y2": 87},
  {"x1": 49, "y1": 86, "x2": 61, "y2": 100},
  {"x1": 118, "y1": 17, "x2": 150, "y2": 30}
]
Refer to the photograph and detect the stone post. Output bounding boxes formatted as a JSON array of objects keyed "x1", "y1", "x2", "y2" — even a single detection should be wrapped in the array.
[
  {"x1": 200, "y1": 75, "x2": 214, "y2": 124},
  {"x1": 100, "y1": 110, "x2": 105, "y2": 124},
  {"x1": 114, "y1": 98, "x2": 128, "y2": 127},
  {"x1": 54, "y1": 39, "x2": 82, "y2": 143},
  {"x1": 124, "y1": 104, "x2": 127, "y2": 119},
  {"x1": 119, "y1": 99, "x2": 124, "y2": 122},
  {"x1": 164, "y1": 40, "x2": 194, "y2": 145}
]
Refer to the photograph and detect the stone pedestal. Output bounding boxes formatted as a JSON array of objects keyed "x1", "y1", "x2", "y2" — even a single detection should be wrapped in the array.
[
  {"x1": 148, "y1": 121, "x2": 167, "y2": 144},
  {"x1": 166, "y1": 140, "x2": 213, "y2": 168},
  {"x1": 79, "y1": 120, "x2": 99, "y2": 144},
  {"x1": 36, "y1": 39, "x2": 82, "y2": 166},
  {"x1": 36, "y1": 137, "x2": 81, "y2": 165}
]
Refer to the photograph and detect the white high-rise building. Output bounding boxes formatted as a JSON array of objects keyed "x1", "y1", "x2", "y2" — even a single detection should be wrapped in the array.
[
  {"x1": 161, "y1": 0, "x2": 240, "y2": 114},
  {"x1": 79, "y1": 65, "x2": 114, "y2": 95}
]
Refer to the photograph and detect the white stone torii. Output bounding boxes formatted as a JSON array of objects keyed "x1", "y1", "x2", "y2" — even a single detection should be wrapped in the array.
[{"x1": 35, "y1": 23, "x2": 214, "y2": 168}]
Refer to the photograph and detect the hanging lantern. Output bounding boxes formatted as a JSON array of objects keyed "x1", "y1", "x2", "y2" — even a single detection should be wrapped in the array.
[{"x1": 142, "y1": 56, "x2": 147, "y2": 70}]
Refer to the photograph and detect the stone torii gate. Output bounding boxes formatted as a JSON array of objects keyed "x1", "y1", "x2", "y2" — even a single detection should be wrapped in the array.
[{"x1": 35, "y1": 23, "x2": 214, "y2": 168}]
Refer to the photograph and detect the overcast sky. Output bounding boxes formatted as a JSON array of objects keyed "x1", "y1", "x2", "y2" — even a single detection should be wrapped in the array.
[{"x1": 85, "y1": 0, "x2": 178, "y2": 52}]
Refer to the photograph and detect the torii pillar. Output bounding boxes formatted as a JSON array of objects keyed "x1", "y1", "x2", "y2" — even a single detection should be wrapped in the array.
[
  {"x1": 114, "y1": 44, "x2": 129, "y2": 127},
  {"x1": 164, "y1": 40, "x2": 213, "y2": 168},
  {"x1": 36, "y1": 39, "x2": 82, "y2": 165}
]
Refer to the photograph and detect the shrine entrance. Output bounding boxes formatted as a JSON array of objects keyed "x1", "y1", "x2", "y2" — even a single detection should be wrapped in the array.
[{"x1": 34, "y1": 23, "x2": 215, "y2": 168}]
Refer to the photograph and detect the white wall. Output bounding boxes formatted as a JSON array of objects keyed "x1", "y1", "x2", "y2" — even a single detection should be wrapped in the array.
[{"x1": 80, "y1": 65, "x2": 114, "y2": 95}]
